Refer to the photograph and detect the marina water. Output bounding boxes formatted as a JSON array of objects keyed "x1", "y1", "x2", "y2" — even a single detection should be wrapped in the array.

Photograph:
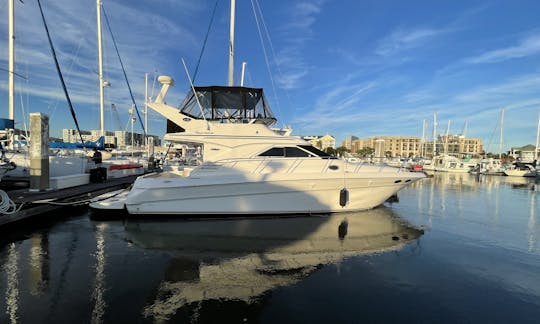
[{"x1": 0, "y1": 173, "x2": 539, "y2": 323}]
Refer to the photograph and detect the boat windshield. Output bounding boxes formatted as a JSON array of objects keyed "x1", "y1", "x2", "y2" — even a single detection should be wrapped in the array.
[
  {"x1": 298, "y1": 145, "x2": 333, "y2": 157},
  {"x1": 178, "y1": 86, "x2": 277, "y2": 126},
  {"x1": 258, "y1": 145, "x2": 334, "y2": 159}
]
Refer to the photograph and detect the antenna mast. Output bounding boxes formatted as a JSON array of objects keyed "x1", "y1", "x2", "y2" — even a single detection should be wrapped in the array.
[{"x1": 240, "y1": 61, "x2": 247, "y2": 86}]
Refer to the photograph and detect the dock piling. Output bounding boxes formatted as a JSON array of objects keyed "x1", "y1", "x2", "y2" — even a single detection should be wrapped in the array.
[{"x1": 29, "y1": 113, "x2": 50, "y2": 191}]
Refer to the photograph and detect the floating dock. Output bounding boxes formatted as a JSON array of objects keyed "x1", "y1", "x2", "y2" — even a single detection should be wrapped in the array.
[{"x1": 0, "y1": 173, "x2": 142, "y2": 229}]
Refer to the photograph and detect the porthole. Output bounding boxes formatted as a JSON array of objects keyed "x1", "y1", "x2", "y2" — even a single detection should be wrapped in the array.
[
  {"x1": 329, "y1": 165, "x2": 339, "y2": 170},
  {"x1": 394, "y1": 180, "x2": 402, "y2": 183}
]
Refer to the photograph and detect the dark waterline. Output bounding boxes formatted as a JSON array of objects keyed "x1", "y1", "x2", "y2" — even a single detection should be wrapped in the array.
[{"x1": 0, "y1": 173, "x2": 539, "y2": 323}]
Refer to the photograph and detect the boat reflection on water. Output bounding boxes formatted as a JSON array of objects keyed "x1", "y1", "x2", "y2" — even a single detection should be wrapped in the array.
[
  {"x1": 123, "y1": 208, "x2": 424, "y2": 321},
  {"x1": 412, "y1": 171, "x2": 539, "y2": 192},
  {"x1": 500, "y1": 175, "x2": 539, "y2": 190}
]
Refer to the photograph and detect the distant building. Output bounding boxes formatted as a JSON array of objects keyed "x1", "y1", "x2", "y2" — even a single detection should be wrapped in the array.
[
  {"x1": 509, "y1": 144, "x2": 537, "y2": 162},
  {"x1": 62, "y1": 128, "x2": 90, "y2": 143},
  {"x1": 423, "y1": 135, "x2": 483, "y2": 158},
  {"x1": 341, "y1": 135, "x2": 358, "y2": 150},
  {"x1": 89, "y1": 130, "x2": 117, "y2": 146},
  {"x1": 105, "y1": 135, "x2": 117, "y2": 147},
  {"x1": 62, "y1": 128, "x2": 161, "y2": 148},
  {"x1": 301, "y1": 134, "x2": 336, "y2": 151},
  {"x1": 351, "y1": 136, "x2": 422, "y2": 157}
]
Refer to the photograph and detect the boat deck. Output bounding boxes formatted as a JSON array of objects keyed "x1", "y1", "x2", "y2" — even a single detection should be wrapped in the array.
[{"x1": 0, "y1": 173, "x2": 151, "y2": 229}]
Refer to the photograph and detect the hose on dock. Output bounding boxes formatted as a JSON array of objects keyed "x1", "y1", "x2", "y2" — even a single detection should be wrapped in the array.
[
  {"x1": 0, "y1": 189, "x2": 24, "y2": 215},
  {"x1": 31, "y1": 188, "x2": 129, "y2": 206}
]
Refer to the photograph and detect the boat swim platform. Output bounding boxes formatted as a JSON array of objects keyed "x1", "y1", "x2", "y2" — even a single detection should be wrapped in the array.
[{"x1": 0, "y1": 173, "x2": 149, "y2": 230}]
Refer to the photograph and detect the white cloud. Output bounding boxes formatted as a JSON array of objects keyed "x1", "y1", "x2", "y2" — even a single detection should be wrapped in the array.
[
  {"x1": 465, "y1": 35, "x2": 540, "y2": 64},
  {"x1": 376, "y1": 27, "x2": 449, "y2": 57},
  {"x1": 273, "y1": 0, "x2": 325, "y2": 89}
]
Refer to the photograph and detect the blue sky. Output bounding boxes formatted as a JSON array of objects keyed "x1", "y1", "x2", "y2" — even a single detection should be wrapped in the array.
[{"x1": 1, "y1": 0, "x2": 540, "y2": 152}]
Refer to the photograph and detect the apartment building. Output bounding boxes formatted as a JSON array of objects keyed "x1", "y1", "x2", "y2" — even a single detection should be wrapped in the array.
[
  {"x1": 350, "y1": 136, "x2": 422, "y2": 157},
  {"x1": 423, "y1": 135, "x2": 483, "y2": 158},
  {"x1": 62, "y1": 128, "x2": 161, "y2": 148}
]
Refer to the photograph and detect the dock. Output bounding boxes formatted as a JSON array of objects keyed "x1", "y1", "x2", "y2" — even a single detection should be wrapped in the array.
[{"x1": 0, "y1": 173, "x2": 143, "y2": 229}]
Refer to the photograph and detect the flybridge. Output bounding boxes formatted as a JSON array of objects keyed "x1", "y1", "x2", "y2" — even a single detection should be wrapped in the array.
[{"x1": 178, "y1": 86, "x2": 277, "y2": 126}]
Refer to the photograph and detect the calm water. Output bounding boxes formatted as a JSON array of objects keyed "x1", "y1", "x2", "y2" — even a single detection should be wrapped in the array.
[{"x1": 0, "y1": 173, "x2": 539, "y2": 323}]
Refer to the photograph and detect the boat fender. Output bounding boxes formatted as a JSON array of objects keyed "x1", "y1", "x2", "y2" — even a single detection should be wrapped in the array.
[
  {"x1": 339, "y1": 188, "x2": 349, "y2": 207},
  {"x1": 338, "y1": 219, "x2": 348, "y2": 240}
]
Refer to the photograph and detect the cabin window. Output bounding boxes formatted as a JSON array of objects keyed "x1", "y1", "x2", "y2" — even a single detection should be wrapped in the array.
[
  {"x1": 259, "y1": 146, "x2": 334, "y2": 158},
  {"x1": 285, "y1": 147, "x2": 313, "y2": 157},
  {"x1": 258, "y1": 147, "x2": 313, "y2": 157},
  {"x1": 259, "y1": 147, "x2": 285, "y2": 157}
]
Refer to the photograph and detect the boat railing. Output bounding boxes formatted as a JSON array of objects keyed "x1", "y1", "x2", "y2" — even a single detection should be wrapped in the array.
[{"x1": 195, "y1": 157, "x2": 408, "y2": 175}]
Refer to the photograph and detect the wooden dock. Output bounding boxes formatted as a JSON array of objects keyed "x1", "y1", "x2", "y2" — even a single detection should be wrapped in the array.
[{"x1": 0, "y1": 174, "x2": 142, "y2": 229}]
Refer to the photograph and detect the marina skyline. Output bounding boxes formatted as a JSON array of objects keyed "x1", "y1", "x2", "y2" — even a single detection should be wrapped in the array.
[{"x1": 1, "y1": 0, "x2": 540, "y2": 149}]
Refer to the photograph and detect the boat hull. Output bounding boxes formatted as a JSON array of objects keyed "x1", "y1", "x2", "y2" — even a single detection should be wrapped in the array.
[
  {"x1": 504, "y1": 169, "x2": 537, "y2": 177},
  {"x1": 122, "y1": 175, "x2": 423, "y2": 215}
]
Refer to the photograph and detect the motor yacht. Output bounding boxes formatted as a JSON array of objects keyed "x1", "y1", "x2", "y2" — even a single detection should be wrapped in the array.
[
  {"x1": 423, "y1": 154, "x2": 476, "y2": 173},
  {"x1": 470, "y1": 157, "x2": 506, "y2": 175},
  {"x1": 90, "y1": 77, "x2": 425, "y2": 215},
  {"x1": 504, "y1": 161, "x2": 537, "y2": 177}
]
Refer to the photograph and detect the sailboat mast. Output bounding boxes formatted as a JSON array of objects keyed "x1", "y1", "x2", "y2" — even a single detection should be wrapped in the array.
[
  {"x1": 421, "y1": 119, "x2": 426, "y2": 157},
  {"x1": 8, "y1": 0, "x2": 15, "y2": 121},
  {"x1": 432, "y1": 112, "x2": 437, "y2": 157},
  {"x1": 499, "y1": 109, "x2": 504, "y2": 159},
  {"x1": 97, "y1": 0, "x2": 105, "y2": 137},
  {"x1": 534, "y1": 115, "x2": 540, "y2": 160},
  {"x1": 145, "y1": 73, "x2": 149, "y2": 148},
  {"x1": 445, "y1": 120, "x2": 451, "y2": 155},
  {"x1": 228, "y1": 0, "x2": 236, "y2": 86}
]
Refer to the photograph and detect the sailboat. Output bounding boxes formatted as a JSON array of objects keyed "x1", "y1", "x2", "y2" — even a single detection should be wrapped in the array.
[
  {"x1": 2, "y1": 0, "x2": 143, "y2": 185},
  {"x1": 503, "y1": 112, "x2": 539, "y2": 177},
  {"x1": 90, "y1": 0, "x2": 147, "y2": 178},
  {"x1": 90, "y1": 0, "x2": 425, "y2": 215},
  {"x1": 1, "y1": 1, "x2": 94, "y2": 185}
]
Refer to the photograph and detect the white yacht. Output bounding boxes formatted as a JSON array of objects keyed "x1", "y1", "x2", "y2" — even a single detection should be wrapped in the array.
[
  {"x1": 470, "y1": 158, "x2": 506, "y2": 175},
  {"x1": 424, "y1": 154, "x2": 476, "y2": 173},
  {"x1": 90, "y1": 77, "x2": 425, "y2": 215},
  {"x1": 504, "y1": 161, "x2": 537, "y2": 177}
]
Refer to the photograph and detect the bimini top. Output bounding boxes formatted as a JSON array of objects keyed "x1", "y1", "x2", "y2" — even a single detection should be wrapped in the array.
[{"x1": 178, "y1": 86, "x2": 277, "y2": 126}]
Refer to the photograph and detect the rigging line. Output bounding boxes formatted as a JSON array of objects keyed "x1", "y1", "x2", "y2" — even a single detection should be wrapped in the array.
[
  {"x1": 22, "y1": 64, "x2": 29, "y2": 138},
  {"x1": 485, "y1": 112, "x2": 501, "y2": 154},
  {"x1": 102, "y1": 5, "x2": 147, "y2": 137},
  {"x1": 45, "y1": 7, "x2": 89, "y2": 123},
  {"x1": 18, "y1": 83, "x2": 28, "y2": 137},
  {"x1": 254, "y1": 0, "x2": 293, "y2": 124},
  {"x1": 249, "y1": 0, "x2": 282, "y2": 123},
  {"x1": 182, "y1": 58, "x2": 209, "y2": 129},
  {"x1": 0, "y1": 68, "x2": 27, "y2": 80},
  {"x1": 48, "y1": 36, "x2": 85, "y2": 122},
  {"x1": 192, "y1": 0, "x2": 220, "y2": 83},
  {"x1": 37, "y1": 0, "x2": 85, "y2": 146}
]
